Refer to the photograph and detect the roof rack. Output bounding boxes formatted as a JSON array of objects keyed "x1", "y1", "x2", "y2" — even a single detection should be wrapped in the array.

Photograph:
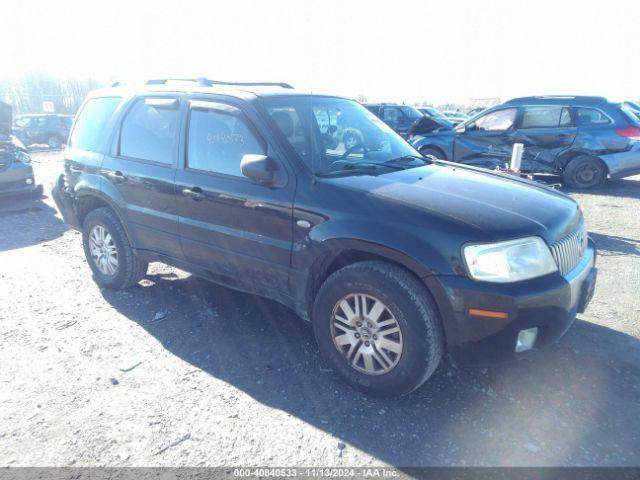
[{"x1": 144, "y1": 77, "x2": 294, "y2": 89}]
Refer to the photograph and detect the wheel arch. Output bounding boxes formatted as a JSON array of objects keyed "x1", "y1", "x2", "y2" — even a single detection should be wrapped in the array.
[
  {"x1": 557, "y1": 151, "x2": 610, "y2": 175},
  {"x1": 418, "y1": 144, "x2": 447, "y2": 160},
  {"x1": 75, "y1": 190, "x2": 135, "y2": 247},
  {"x1": 305, "y1": 240, "x2": 440, "y2": 319}
]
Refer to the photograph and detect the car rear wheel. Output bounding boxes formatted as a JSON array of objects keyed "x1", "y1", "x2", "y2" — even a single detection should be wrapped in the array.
[
  {"x1": 82, "y1": 207, "x2": 148, "y2": 289},
  {"x1": 312, "y1": 261, "x2": 444, "y2": 397},
  {"x1": 419, "y1": 146, "x2": 445, "y2": 160},
  {"x1": 563, "y1": 155, "x2": 606, "y2": 189}
]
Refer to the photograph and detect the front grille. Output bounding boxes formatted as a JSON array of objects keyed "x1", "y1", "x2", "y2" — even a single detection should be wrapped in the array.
[{"x1": 550, "y1": 223, "x2": 588, "y2": 275}]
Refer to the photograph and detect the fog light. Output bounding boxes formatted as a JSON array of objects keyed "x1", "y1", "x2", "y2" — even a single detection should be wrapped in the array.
[
  {"x1": 25, "y1": 178, "x2": 33, "y2": 185},
  {"x1": 515, "y1": 327, "x2": 538, "y2": 353}
]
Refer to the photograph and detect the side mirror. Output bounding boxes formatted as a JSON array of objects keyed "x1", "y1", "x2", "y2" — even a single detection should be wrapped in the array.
[
  {"x1": 241, "y1": 154, "x2": 277, "y2": 185},
  {"x1": 455, "y1": 124, "x2": 467, "y2": 134}
]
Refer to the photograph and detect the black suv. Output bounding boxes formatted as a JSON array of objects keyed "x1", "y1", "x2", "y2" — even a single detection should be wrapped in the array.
[
  {"x1": 363, "y1": 103, "x2": 425, "y2": 138},
  {"x1": 412, "y1": 96, "x2": 640, "y2": 189},
  {"x1": 53, "y1": 79, "x2": 597, "y2": 396},
  {"x1": 13, "y1": 113, "x2": 74, "y2": 149}
]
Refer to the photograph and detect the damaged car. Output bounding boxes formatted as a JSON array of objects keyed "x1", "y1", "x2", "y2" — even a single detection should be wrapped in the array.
[
  {"x1": 53, "y1": 80, "x2": 597, "y2": 396},
  {"x1": 0, "y1": 102, "x2": 42, "y2": 197},
  {"x1": 411, "y1": 96, "x2": 640, "y2": 189}
]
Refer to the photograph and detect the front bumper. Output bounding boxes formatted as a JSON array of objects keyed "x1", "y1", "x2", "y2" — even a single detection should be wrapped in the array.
[
  {"x1": 426, "y1": 241, "x2": 597, "y2": 365},
  {"x1": 601, "y1": 142, "x2": 640, "y2": 179}
]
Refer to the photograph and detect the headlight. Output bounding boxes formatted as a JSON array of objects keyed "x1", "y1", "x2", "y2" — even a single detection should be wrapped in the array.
[{"x1": 463, "y1": 236, "x2": 557, "y2": 283}]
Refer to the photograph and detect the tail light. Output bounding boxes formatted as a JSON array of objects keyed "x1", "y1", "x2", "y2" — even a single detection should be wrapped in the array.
[{"x1": 616, "y1": 127, "x2": 640, "y2": 141}]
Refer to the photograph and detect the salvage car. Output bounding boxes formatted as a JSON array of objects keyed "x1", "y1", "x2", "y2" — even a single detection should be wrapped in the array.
[
  {"x1": 363, "y1": 103, "x2": 424, "y2": 138},
  {"x1": 412, "y1": 96, "x2": 640, "y2": 188},
  {"x1": 13, "y1": 113, "x2": 73, "y2": 149},
  {"x1": 53, "y1": 80, "x2": 597, "y2": 396},
  {"x1": 0, "y1": 102, "x2": 42, "y2": 197}
]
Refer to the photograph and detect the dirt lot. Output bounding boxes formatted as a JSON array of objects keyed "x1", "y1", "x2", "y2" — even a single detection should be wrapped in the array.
[{"x1": 0, "y1": 151, "x2": 639, "y2": 467}]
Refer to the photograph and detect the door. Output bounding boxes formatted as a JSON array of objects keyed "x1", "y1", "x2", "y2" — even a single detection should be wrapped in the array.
[
  {"x1": 511, "y1": 105, "x2": 577, "y2": 172},
  {"x1": 175, "y1": 99, "x2": 295, "y2": 295},
  {"x1": 100, "y1": 96, "x2": 182, "y2": 258},
  {"x1": 453, "y1": 107, "x2": 518, "y2": 168}
]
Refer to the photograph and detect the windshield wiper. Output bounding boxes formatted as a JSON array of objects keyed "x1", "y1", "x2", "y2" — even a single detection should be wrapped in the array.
[
  {"x1": 381, "y1": 155, "x2": 431, "y2": 167},
  {"x1": 316, "y1": 162, "x2": 404, "y2": 177}
]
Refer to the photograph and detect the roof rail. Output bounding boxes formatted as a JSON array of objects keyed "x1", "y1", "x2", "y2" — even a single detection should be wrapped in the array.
[
  {"x1": 144, "y1": 78, "x2": 294, "y2": 89},
  {"x1": 505, "y1": 95, "x2": 609, "y2": 104}
]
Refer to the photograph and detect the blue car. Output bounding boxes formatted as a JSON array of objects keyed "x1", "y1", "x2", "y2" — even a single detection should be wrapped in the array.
[{"x1": 411, "y1": 96, "x2": 640, "y2": 189}]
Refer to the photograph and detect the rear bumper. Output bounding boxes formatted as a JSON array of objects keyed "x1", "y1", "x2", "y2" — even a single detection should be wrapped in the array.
[
  {"x1": 51, "y1": 173, "x2": 81, "y2": 229},
  {"x1": 602, "y1": 142, "x2": 640, "y2": 179},
  {"x1": 426, "y1": 241, "x2": 597, "y2": 365},
  {"x1": 0, "y1": 162, "x2": 37, "y2": 196}
]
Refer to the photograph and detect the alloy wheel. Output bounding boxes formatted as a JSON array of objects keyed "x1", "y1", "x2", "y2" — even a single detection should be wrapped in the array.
[
  {"x1": 89, "y1": 224, "x2": 118, "y2": 276},
  {"x1": 331, "y1": 293, "x2": 403, "y2": 375}
]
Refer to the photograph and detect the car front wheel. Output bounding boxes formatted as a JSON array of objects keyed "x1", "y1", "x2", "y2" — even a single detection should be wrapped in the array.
[
  {"x1": 419, "y1": 146, "x2": 445, "y2": 160},
  {"x1": 312, "y1": 261, "x2": 444, "y2": 397}
]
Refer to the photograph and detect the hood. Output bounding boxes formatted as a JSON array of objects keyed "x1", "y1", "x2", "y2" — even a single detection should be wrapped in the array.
[
  {"x1": 0, "y1": 102, "x2": 11, "y2": 136},
  {"x1": 334, "y1": 162, "x2": 580, "y2": 244}
]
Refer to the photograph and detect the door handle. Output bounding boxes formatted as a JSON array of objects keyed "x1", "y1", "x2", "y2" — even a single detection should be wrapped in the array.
[
  {"x1": 182, "y1": 186, "x2": 204, "y2": 201},
  {"x1": 105, "y1": 170, "x2": 126, "y2": 183}
]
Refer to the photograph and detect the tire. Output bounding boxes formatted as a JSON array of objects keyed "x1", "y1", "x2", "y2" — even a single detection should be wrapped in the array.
[
  {"x1": 312, "y1": 260, "x2": 444, "y2": 397},
  {"x1": 563, "y1": 155, "x2": 606, "y2": 189},
  {"x1": 82, "y1": 207, "x2": 148, "y2": 289},
  {"x1": 47, "y1": 136, "x2": 62, "y2": 149},
  {"x1": 419, "y1": 146, "x2": 445, "y2": 160}
]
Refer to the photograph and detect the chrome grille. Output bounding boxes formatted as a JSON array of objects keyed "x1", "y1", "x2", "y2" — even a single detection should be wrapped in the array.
[{"x1": 550, "y1": 223, "x2": 588, "y2": 275}]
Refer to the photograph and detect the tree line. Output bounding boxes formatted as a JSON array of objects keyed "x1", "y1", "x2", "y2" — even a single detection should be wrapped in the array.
[{"x1": 0, "y1": 73, "x2": 105, "y2": 115}]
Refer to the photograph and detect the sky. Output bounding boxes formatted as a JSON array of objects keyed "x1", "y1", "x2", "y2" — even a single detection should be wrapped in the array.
[{"x1": 3, "y1": 0, "x2": 639, "y2": 105}]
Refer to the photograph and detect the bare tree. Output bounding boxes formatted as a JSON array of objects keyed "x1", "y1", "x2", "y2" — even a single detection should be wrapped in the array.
[{"x1": 0, "y1": 73, "x2": 104, "y2": 115}]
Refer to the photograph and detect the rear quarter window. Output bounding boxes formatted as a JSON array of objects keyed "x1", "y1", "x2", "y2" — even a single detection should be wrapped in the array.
[
  {"x1": 575, "y1": 108, "x2": 611, "y2": 126},
  {"x1": 69, "y1": 97, "x2": 121, "y2": 151}
]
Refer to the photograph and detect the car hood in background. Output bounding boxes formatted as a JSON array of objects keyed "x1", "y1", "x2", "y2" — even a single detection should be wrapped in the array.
[{"x1": 335, "y1": 162, "x2": 580, "y2": 244}]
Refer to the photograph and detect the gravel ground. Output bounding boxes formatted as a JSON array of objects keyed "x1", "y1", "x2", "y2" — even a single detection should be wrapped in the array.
[{"x1": 0, "y1": 152, "x2": 639, "y2": 467}]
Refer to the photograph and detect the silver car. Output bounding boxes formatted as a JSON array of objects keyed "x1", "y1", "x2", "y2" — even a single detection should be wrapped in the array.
[{"x1": 0, "y1": 102, "x2": 40, "y2": 197}]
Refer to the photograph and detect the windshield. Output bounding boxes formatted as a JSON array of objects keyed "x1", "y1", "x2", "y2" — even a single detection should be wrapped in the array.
[
  {"x1": 260, "y1": 96, "x2": 423, "y2": 176},
  {"x1": 399, "y1": 106, "x2": 423, "y2": 120}
]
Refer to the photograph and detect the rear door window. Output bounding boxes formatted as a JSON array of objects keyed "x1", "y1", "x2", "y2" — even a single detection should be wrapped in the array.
[
  {"x1": 119, "y1": 98, "x2": 180, "y2": 164},
  {"x1": 575, "y1": 108, "x2": 611, "y2": 126},
  {"x1": 69, "y1": 97, "x2": 121, "y2": 151},
  {"x1": 521, "y1": 106, "x2": 572, "y2": 128}
]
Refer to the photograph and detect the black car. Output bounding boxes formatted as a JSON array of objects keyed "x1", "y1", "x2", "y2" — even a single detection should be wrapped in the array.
[
  {"x1": 13, "y1": 113, "x2": 74, "y2": 149},
  {"x1": 363, "y1": 103, "x2": 425, "y2": 138},
  {"x1": 411, "y1": 96, "x2": 640, "y2": 189},
  {"x1": 0, "y1": 102, "x2": 40, "y2": 197},
  {"x1": 52, "y1": 79, "x2": 597, "y2": 396}
]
